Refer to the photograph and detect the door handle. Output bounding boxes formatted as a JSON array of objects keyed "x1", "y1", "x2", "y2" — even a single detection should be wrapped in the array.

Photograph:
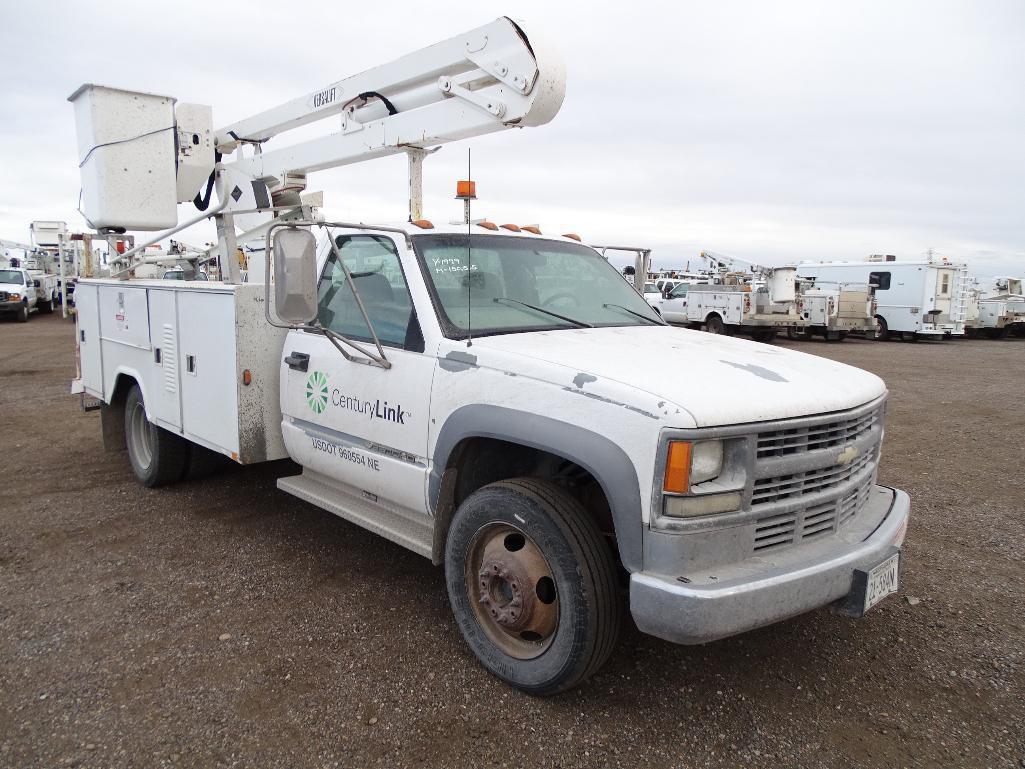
[{"x1": 285, "y1": 352, "x2": 310, "y2": 372}]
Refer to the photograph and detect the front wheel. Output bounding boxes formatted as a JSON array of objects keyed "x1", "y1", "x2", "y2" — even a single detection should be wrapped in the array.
[
  {"x1": 445, "y1": 478, "x2": 621, "y2": 696},
  {"x1": 124, "y1": 385, "x2": 188, "y2": 487},
  {"x1": 872, "y1": 315, "x2": 888, "y2": 340},
  {"x1": 16, "y1": 304, "x2": 29, "y2": 323}
]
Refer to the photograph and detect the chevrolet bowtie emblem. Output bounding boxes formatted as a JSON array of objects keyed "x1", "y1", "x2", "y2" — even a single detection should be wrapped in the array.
[{"x1": 836, "y1": 445, "x2": 860, "y2": 465}]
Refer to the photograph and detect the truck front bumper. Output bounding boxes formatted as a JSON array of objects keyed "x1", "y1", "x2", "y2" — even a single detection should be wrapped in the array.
[
  {"x1": 629, "y1": 485, "x2": 909, "y2": 645},
  {"x1": 0, "y1": 300, "x2": 24, "y2": 312}
]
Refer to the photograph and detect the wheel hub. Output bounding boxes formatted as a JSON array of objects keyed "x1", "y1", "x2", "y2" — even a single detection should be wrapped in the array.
[
  {"x1": 477, "y1": 558, "x2": 536, "y2": 631},
  {"x1": 465, "y1": 523, "x2": 559, "y2": 659}
]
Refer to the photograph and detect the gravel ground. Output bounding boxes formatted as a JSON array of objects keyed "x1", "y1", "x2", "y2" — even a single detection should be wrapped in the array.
[{"x1": 1, "y1": 312, "x2": 1022, "y2": 769}]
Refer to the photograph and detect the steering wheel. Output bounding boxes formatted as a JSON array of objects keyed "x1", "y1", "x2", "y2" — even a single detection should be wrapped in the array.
[{"x1": 543, "y1": 292, "x2": 581, "y2": 309}]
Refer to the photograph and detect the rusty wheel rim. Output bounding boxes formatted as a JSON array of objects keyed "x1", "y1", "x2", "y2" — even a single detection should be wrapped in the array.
[{"x1": 464, "y1": 523, "x2": 559, "y2": 660}]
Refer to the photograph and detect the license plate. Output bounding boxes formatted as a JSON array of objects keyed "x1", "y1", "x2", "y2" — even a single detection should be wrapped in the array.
[{"x1": 863, "y1": 553, "x2": 899, "y2": 613}]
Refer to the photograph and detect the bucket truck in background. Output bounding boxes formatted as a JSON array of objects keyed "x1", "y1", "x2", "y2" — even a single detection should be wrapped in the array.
[{"x1": 67, "y1": 16, "x2": 909, "y2": 694}]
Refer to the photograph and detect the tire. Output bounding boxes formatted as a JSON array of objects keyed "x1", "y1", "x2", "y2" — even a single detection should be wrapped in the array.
[
  {"x1": 786, "y1": 326, "x2": 811, "y2": 340},
  {"x1": 124, "y1": 384, "x2": 188, "y2": 487},
  {"x1": 872, "y1": 315, "x2": 888, "y2": 340},
  {"x1": 39, "y1": 298, "x2": 54, "y2": 314},
  {"x1": 985, "y1": 327, "x2": 1009, "y2": 340},
  {"x1": 445, "y1": 478, "x2": 621, "y2": 696},
  {"x1": 16, "y1": 304, "x2": 28, "y2": 323},
  {"x1": 182, "y1": 442, "x2": 228, "y2": 481},
  {"x1": 705, "y1": 314, "x2": 726, "y2": 335}
]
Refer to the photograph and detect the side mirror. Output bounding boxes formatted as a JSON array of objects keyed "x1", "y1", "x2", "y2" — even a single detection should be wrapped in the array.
[
  {"x1": 273, "y1": 228, "x2": 318, "y2": 325},
  {"x1": 33, "y1": 279, "x2": 41, "y2": 288}
]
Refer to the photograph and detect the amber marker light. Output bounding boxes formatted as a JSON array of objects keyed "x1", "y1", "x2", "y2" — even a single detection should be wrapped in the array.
[
  {"x1": 455, "y1": 180, "x2": 477, "y2": 200},
  {"x1": 664, "y1": 441, "x2": 692, "y2": 494}
]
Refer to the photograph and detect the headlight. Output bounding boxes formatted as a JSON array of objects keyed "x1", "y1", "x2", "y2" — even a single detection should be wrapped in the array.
[
  {"x1": 663, "y1": 439, "x2": 724, "y2": 494},
  {"x1": 8, "y1": 293, "x2": 21, "y2": 301}
]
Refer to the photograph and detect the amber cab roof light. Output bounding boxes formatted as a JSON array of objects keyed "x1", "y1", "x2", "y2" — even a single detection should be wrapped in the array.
[
  {"x1": 455, "y1": 180, "x2": 477, "y2": 200},
  {"x1": 410, "y1": 219, "x2": 434, "y2": 229},
  {"x1": 521, "y1": 225, "x2": 542, "y2": 235}
]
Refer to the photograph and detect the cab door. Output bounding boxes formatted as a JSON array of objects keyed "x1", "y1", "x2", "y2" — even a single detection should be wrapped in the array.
[
  {"x1": 280, "y1": 232, "x2": 434, "y2": 516},
  {"x1": 658, "y1": 283, "x2": 689, "y2": 323}
]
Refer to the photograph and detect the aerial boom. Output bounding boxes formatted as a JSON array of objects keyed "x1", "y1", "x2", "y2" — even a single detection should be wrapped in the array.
[{"x1": 69, "y1": 16, "x2": 566, "y2": 280}]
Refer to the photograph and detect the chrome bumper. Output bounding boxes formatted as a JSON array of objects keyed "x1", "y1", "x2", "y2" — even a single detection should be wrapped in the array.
[{"x1": 629, "y1": 485, "x2": 910, "y2": 645}]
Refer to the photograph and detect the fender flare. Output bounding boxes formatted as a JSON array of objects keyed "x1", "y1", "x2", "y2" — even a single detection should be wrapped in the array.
[
  {"x1": 430, "y1": 404, "x2": 643, "y2": 571},
  {"x1": 109, "y1": 367, "x2": 150, "y2": 417}
]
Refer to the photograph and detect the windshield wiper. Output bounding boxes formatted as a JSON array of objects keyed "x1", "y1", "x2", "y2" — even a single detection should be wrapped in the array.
[
  {"x1": 603, "y1": 302, "x2": 665, "y2": 325},
  {"x1": 494, "y1": 297, "x2": 593, "y2": 328}
]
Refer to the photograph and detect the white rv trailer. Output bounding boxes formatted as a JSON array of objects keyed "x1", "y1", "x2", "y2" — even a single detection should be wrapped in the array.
[{"x1": 797, "y1": 258, "x2": 969, "y2": 340}]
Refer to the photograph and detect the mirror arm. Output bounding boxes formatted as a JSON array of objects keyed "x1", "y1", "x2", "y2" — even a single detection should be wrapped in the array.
[
  {"x1": 317, "y1": 324, "x2": 392, "y2": 369},
  {"x1": 328, "y1": 238, "x2": 391, "y2": 368}
]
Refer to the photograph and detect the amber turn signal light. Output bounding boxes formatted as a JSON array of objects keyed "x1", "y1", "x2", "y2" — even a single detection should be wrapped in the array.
[{"x1": 664, "y1": 441, "x2": 692, "y2": 494}]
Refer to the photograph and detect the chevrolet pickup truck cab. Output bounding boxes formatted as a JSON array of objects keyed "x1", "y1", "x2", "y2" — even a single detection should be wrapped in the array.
[
  {"x1": 75, "y1": 222, "x2": 909, "y2": 695},
  {"x1": 0, "y1": 267, "x2": 58, "y2": 321}
]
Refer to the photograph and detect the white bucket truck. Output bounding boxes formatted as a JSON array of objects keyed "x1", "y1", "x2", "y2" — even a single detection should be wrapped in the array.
[
  {"x1": 68, "y1": 17, "x2": 909, "y2": 695},
  {"x1": 789, "y1": 278, "x2": 877, "y2": 341},
  {"x1": 965, "y1": 276, "x2": 1025, "y2": 339},
  {"x1": 0, "y1": 265, "x2": 59, "y2": 321},
  {"x1": 798, "y1": 256, "x2": 969, "y2": 341}
]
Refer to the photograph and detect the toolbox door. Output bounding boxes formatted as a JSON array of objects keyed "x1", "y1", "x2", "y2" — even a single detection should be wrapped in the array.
[{"x1": 146, "y1": 289, "x2": 182, "y2": 430}]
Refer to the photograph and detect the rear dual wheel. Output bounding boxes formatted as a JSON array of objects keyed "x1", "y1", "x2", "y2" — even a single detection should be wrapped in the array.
[
  {"x1": 445, "y1": 478, "x2": 621, "y2": 696},
  {"x1": 124, "y1": 385, "x2": 188, "y2": 487},
  {"x1": 705, "y1": 314, "x2": 726, "y2": 335}
]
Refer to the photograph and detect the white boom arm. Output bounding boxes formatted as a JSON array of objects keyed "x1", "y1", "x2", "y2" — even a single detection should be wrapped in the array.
[{"x1": 215, "y1": 16, "x2": 565, "y2": 213}]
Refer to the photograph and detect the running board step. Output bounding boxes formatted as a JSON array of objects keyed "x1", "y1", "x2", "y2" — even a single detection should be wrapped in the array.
[{"x1": 277, "y1": 470, "x2": 433, "y2": 558}]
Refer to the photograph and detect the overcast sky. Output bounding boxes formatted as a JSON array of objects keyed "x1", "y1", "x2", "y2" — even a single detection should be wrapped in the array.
[{"x1": 1, "y1": 0, "x2": 1022, "y2": 274}]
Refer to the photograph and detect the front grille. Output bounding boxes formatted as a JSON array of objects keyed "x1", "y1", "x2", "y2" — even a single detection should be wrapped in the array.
[
  {"x1": 752, "y1": 449, "x2": 875, "y2": 506},
  {"x1": 746, "y1": 400, "x2": 884, "y2": 554},
  {"x1": 756, "y1": 405, "x2": 881, "y2": 458},
  {"x1": 0, "y1": 292, "x2": 9, "y2": 301},
  {"x1": 753, "y1": 475, "x2": 874, "y2": 553}
]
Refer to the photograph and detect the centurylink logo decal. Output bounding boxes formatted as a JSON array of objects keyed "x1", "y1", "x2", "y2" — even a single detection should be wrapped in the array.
[{"x1": 306, "y1": 371, "x2": 329, "y2": 414}]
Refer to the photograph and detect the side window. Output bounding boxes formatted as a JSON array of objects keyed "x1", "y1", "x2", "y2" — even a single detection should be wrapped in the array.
[
  {"x1": 670, "y1": 283, "x2": 689, "y2": 298},
  {"x1": 869, "y1": 271, "x2": 891, "y2": 291},
  {"x1": 316, "y1": 235, "x2": 421, "y2": 350},
  {"x1": 939, "y1": 272, "x2": 950, "y2": 295}
]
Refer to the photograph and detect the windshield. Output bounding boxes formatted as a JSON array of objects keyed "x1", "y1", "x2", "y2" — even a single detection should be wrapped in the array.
[
  {"x1": 413, "y1": 235, "x2": 663, "y2": 338},
  {"x1": 162, "y1": 270, "x2": 185, "y2": 280},
  {"x1": 0, "y1": 269, "x2": 24, "y2": 284}
]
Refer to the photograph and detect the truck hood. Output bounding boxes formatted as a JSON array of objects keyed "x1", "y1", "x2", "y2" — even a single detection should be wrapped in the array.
[
  {"x1": 462, "y1": 325, "x2": 886, "y2": 427},
  {"x1": 0, "y1": 282, "x2": 25, "y2": 291}
]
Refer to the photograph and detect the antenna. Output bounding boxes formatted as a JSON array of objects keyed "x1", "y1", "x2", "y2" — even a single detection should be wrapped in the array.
[{"x1": 466, "y1": 148, "x2": 472, "y2": 347}]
